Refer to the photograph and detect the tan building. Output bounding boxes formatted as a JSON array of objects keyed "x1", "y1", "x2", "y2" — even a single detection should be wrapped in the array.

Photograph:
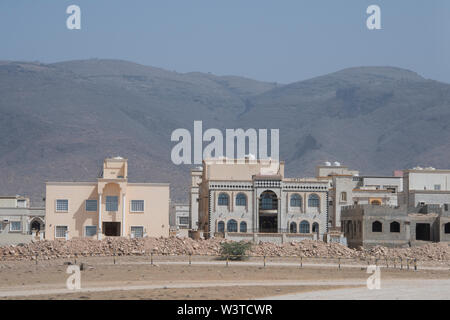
[
  {"x1": 45, "y1": 157, "x2": 169, "y2": 240},
  {"x1": 192, "y1": 158, "x2": 329, "y2": 243}
]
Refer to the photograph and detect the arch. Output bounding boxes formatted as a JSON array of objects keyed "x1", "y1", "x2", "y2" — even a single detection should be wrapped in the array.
[
  {"x1": 371, "y1": 199, "x2": 381, "y2": 206},
  {"x1": 372, "y1": 221, "x2": 382, "y2": 232},
  {"x1": 217, "y1": 221, "x2": 225, "y2": 233},
  {"x1": 227, "y1": 219, "x2": 238, "y2": 232},
  {"x1": 236, "y1": 193, "x2": 247, "y2": 206},
  {"x1": 29, "y1": 217, "x2": 44, "y2": 232},
  {"x1": 260, "y1": 190, "x2": 277, "y2": 210},
  {"x1": 445, "y1": 223, "x2": 450, "y2": 234},
  {"x1": 299, "y1": 220, "x2": 310, "y2": 234},
  {"x1": 289, "y1": 222, "x2": 297, "y2": 233},
  {"x1": 290, "y1": 194, "x2": 302, "y2": 207},
  {"x1": 308, "y1": 194, "x2": 320, "y2": 208},
  {"x1": 390, "y1": 221, "x2": 400, "y2": 233},
  {"x1": 218, "y1": 193, "x2": 229, "y2": 206},
  {"x1": 312, "y1": 222, "x2": 319, "y2": 233},
  {"x1": 239, "y1": 221, "x2": 247, "y2": 233}
]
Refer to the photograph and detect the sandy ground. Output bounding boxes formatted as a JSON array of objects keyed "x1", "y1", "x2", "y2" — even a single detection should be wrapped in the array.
[{"x1": 0, "y1": 256, "x2": 449, "y2": 299}]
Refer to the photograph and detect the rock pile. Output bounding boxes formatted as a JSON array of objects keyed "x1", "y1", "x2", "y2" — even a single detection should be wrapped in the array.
[{"x1": 0, "y1": 237, "x2": 449, "y2": 261}]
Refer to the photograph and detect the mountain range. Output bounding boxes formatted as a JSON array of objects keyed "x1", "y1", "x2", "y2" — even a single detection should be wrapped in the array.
[{"x1": 1, "y1": 59, "x2": 450, "y2": 205}]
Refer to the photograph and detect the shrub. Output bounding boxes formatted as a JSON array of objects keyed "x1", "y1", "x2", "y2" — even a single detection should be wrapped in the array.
[{"x1": 220, "y1": 241, "x2": 252, "y2": 260}]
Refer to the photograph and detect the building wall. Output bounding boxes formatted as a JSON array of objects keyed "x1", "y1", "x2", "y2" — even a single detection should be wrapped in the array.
[{"x1": 45, "y1": 182, "x2": 169, "y2": 240}]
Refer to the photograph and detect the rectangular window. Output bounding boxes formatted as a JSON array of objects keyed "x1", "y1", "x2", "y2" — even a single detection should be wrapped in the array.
[
  {"x1": 55, "y1": 226, "x2": 68, "y2": 238},
  {"x1": 131, "y1": 226, "x2": 144, "y2": 238},
  {"x1": 106, "y1": 196, "x2": 118, "y2": 211},
  {"x1": 434, "y1": 184, "x2": 441, "y2": 191},
  {"x1": 85, "y1": 226, "x2": 97, "y2": 237},
  {"x1": 85, "y1": 200, "x2": 98, "y2": 212},
  {"x1": 10, "y1": 221, "x2": 21, "y2": 232},
  {"x1": 179, "y1": 217, "x2": 189, "y2": 225},
  {"x1": 17, "y1": 199, "x2": 27, "y2": 208},
  {"x1": 131, "y1": 200, "x2": 145, "y2": 212},
  {"x1": 56, "y1": 199, "x2": 69, "y2": 212}
]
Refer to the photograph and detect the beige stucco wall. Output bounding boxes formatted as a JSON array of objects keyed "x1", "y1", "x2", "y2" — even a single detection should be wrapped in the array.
[{"x1": 45, "y1": 182, "x2": 169, "y2": 240}]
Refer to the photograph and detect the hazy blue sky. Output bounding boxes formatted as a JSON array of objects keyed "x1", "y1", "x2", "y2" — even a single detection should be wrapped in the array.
[{"x1": 0, "y1": 0, "x2": 449, "y2": 83}]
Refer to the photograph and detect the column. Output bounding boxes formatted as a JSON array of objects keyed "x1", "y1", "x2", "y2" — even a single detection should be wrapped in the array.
[
  {"x1": 98, "y1": 194, "x2": 102, "y2": 240},
  {"x1": 122, "y1": 193, "x2": 126, "y2": 237}
]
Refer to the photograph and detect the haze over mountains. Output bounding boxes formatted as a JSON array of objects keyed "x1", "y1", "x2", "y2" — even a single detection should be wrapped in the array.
[{"x1": 1, "y1": 59, "x2": 450, "y2": 205}]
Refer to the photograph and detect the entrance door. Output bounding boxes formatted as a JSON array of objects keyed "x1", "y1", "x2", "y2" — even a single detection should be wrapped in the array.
[
  {"x1": 103, "y1": 222, "x2": 121, "y2": 236},
  {"x1": 259, "y1": 215, "x2": 277, "y2": 233}
]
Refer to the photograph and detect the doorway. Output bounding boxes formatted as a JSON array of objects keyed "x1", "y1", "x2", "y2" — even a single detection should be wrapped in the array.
[
  {"x1": 416, "y1": 223, "x2": 431, "y2": 241},
  {"x1": 259, "y1": 215, "x2": 277, "y2": 233},
  {"x1": 103, "y1": 222, "x2": 121, "y2": 236}
]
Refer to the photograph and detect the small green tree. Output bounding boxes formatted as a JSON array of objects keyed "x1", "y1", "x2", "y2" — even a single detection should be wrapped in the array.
[{"x1": 220, "y1": 241, "x2": 252, "y2": 260}]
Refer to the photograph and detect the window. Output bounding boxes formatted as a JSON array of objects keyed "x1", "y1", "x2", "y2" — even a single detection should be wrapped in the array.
[
  {"x1": 227, "y1": 219, "x2": 238, "y2": 232},
  {"x1": 312, "y1": 222, "x2": 319, "y2": 234},
  {"x1": 218, "y1": 193, "x2": 229, "y2": 206},
  {"x1": 179, "y1": 217, "x2": 189, "y2": 225},
  {"x1": 131, "y1": 200, "x2": 145, "y2": 212},
  {"x1": 290, "y1": 222, "x2": 297, "y2": 233},
  {"x1": 85, "y1": 226, "x2": 97, "y2": 237},
  {"x1": 372, "y1": 221, "x2": 382, "y2": 232},
  {"x1": 131, "y1": 226, "x2": 144, "y2": 238},
  {"x1": 17, "y1": 199, "x2": 26, "y2": 208},
  {"x1": 371, "y1": 200, "x2": 381, "y2": 206},
  {"x1": 106, "y1": 196, "x2": 118, "y2": 211},
  {"x1": 236, "y1": 193, "x2": 247, "y2": 206},
  {"x1": 261, "y1": 191, "x2": 277, "y2": 210},
  {"x1": 445, "y1": 223, "x2": 450, "y2": 234},
  {"x1": 56, "y1": 199, "x2": 68, "y2": 212},
  {"x1": 290, "y1": 194, "x2": 302, "y2": 207},
  {"x1": 217, "y1": 221, "x2": 225, "y2": 233},
  {"x1": 10, "y1": 221, "x2": 21, "y2": 232},
  {"x1": 308, "y1": 194, "x2": 320, "y2": 208},
  {"x1": 299, "y1": 221, "x2": 310, "y2": 234},
  {"x1": 55, "y1": 226, "x2": 68, "y2": 238},
  {"x1": 340, "y1": 192, "x2": 347, "y2": 202},
  {"x1": 434, "y1": 184, "x2": 441, "y2": 191},
  {"x1": 240, "y1": 221, "x2": 247, "y2": 233},
  {"x1": 390, "y1": 221, "x2": 400, "y2": 233},
  {"x1": 445, "y1": 204, "x2": 449, "y2": 211},
  {"x1": 85, "y1": 200, "x2": 98, "y2": 212}
]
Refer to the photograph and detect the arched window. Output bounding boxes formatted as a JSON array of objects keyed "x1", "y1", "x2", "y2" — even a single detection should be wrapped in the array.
[
  {"x1": 236, "y1": 193, "x2": 247, "y2": 206},
  {"x1": 308, "y1": 194, "x2": 320, "y2": 208},
  {"x1": 372, "y1": 221, "x2": 382, "y2": 232},
  {"x1": 218, "y1": 193, "x2": 229, "y2": 206},
  {"x1": 217, "y1": 221, "x2": 225, "y2": 233},
  {"x1": 260, "y1": 191, "x2": 277, "y2": 210},
  {"x1": 227, "y1": 219, "x2": 238, "y2": 232},
  {"x1": 299, "y1": 221, "x2": 310, "y2": 234},
  {"x1": 390, "y1": 221, "x2": 400, "y2": 233},
  {"x1": 312, "y1": 222, "x2": 319, "y2": 233},
  {"x1": 445, "y1": 223, "x2": 450, "y2": 234},
  {"x1": 289, "y1": 222, "x2": 297, "y2": 233},
  {"x1": 240, "y1": 221, "x2": 247, "y2": 233},
  {"x1": 290, "y1": 194, "x2": 302, "y2": 207},
  {"x1": 341, "y1": 192, "x2": 347, "y2": 202}
]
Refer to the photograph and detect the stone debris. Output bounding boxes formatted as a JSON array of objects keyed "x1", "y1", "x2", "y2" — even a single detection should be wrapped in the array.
[{"x1": 0, "y1": 237, "x2": 448, "y2": 261}]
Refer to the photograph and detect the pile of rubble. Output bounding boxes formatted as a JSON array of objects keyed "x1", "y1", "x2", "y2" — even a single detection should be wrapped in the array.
[{"x1": 0, "y1": 237, "x2": 449, "y2": 261}]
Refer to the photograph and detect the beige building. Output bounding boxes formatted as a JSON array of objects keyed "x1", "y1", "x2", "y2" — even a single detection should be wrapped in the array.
[
  {"x1": 45, "y1": 157, "x2": 169, "y2": 240},
  {"x1": 0, "y1": 195, "x2": 45, "y2": 245},
  {"x1": 316, "y1": 162, "x2": 402, "y2": 229},
  {"x1": 192, "y1": 158, "x2": 329, "y2": 243}
]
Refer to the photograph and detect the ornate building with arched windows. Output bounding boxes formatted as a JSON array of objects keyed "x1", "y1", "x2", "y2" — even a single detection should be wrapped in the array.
[{"x1": 190, "y1": 158, "x2": 329, "y2": 243}]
